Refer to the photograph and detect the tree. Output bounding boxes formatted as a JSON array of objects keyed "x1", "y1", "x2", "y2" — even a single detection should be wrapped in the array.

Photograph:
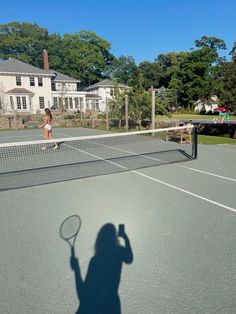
[
  {"x1": 169, "y1": 45, "x2": 220, "y2": 109},
  {"x1": 108, "y1": 82, "x2": 127, "y2": 127},
  {"x1": 229, "y1": 42, "x2": 236, "y2": 62},
  {"x1": 112, "y1": 55, "x2": 139, "y2": 86},
  {"x1": 0, "y1": 22, "x2": 50, "y2": 67},
  {"x1": 129, "y1": 84, "x2": 152, "y2": 122},
  {"x1": 195, "y1": 35, "x2": 227, "y2": 51},
  {"x1": 154, "y1": 52, "x2": 188, "y2": 87},
  {"x1": 0, "y1": 23, "x2": 115, "y2": 86},
  {"x1": 60, "y1": 31, "x2": 114, "y2": 85},
  {"x1": 138, "y1": 61, "x2": 161, "y2": 89},
  {"x1": 215, "y1": 61, "x2": 236, "y2": 110}
]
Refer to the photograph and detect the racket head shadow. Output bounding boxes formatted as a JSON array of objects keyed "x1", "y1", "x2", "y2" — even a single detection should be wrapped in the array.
[{"x1": 60, "y1": 215, "x2": 81, "y2": 251}]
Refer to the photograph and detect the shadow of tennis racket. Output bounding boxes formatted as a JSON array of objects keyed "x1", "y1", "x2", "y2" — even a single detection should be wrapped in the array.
[{"x1": 60, "y1": 215, "x2": 81, "y2": 256}]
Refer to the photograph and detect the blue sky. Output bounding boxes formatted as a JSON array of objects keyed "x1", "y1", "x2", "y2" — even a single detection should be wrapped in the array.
[{"x1": 1, "y1": 0, "x2": 235, "y2": 64}]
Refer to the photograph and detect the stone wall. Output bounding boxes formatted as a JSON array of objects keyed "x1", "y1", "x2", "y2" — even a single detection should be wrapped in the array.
[{"x1": 0, "y1": 114, "x2": 24, "y2": 129}]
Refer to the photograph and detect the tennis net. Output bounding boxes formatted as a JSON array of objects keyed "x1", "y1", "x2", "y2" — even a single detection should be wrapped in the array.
[{"x1": 0, "y1": 125, "x2": 197, "y2": 190}]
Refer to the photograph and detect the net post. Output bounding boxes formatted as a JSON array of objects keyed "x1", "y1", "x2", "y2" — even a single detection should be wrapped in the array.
[
  {"x1": 106, "y1": 97, "x2": 109, "y2": 130},
  {"x1": 192, "y1": 126, "x2": 198, "y2": 159}
]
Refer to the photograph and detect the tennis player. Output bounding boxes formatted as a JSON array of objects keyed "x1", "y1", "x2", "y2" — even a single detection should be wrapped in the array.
[{"x1": 39, "y1": 108, "x2": 58, "y2": 150}]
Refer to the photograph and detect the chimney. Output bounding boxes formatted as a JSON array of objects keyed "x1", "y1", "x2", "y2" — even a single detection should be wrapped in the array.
[{"x1": 43, "y1": 50, "x2": 49, "y2": 72}]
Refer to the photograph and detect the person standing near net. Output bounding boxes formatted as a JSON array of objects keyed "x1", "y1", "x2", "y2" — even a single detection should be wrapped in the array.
[{"x1": 39, "y1": 108, "x2": 58, "y2": 150}]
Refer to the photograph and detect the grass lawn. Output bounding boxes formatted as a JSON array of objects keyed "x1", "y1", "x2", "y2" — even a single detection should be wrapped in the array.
[
  {"x1": 156, "y1": 113, "x2": 236, "y2": 121},
  {"x1": 198, "y1": 135, "x2": 236, "y2": 144}
]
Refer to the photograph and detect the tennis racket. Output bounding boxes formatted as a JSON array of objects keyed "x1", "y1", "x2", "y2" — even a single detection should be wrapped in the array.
[{"x1": 60, "y1": 215, "x2": 81, "y2": 256}]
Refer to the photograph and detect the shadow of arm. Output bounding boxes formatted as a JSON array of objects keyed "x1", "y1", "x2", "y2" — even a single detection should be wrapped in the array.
[
  {"x1": 70, "y1": 255, "x2": 85, "y2": 300},
  {"x1": 121, "y1": 234, "x2": 133, "y2": 264}
]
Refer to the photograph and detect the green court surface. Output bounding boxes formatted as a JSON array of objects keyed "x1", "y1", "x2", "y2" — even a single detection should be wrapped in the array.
[{"x1": 0, "y1": 128, "x2": 236, "y2": 314}]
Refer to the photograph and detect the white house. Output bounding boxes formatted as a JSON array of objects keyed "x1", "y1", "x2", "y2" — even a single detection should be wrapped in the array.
[
  {"x1": 85, "y1": 79, "x2": 129, "y2": 112},
  {"x1": 0, "y1": 58, "x2": 54, "y2": 113},
  {"x1": 0, "y1": 52, "x2": 129, "y2": 115},
  {"x1": 50, "y1": 71, "x2": 86, "y2": 113},
  {"x1": 194, "y1": 96, "x2": 219, "y2": 113}
]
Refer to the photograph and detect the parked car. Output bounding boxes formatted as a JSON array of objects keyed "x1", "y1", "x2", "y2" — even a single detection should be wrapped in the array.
[{"x1": 213, "y1": 107, "x2": 226, "y2": 113}]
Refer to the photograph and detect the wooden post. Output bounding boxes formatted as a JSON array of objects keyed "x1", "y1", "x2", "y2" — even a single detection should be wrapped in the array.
[
  {"x1": 149, "y1": 86, "x2": 158, "y2": 131},
  {"x1": 106, "y1": 97, "x2": 109, "y2": 130},
  {"x1": 125, "y1": 94, "x2": 129, "y2": 132}
]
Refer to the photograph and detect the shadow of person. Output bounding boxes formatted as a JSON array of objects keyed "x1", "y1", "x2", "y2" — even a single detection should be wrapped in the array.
[{"x1": 70, "y1": 223, "x2": 133, "y2": 314}]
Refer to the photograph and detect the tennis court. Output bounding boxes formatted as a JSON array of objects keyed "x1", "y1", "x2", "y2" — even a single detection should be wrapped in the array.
[{"x1": 0, "y1": 127, "x2": 236, "y2": 314}]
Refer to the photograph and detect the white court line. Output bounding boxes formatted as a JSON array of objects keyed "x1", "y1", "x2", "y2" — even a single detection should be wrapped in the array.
[
  {"x1": 63, "y1": 139, "x2": 236, "y2": 213},
  {"x1": 131, "y1": 170, "x2": 236, "y2": 213},
  {"x1": 80, "y1": 133, "x2": 236, "y2": 184},
  {"x1": 78, "y1": 134, "x2": 236, "y2": 183},
  {"x1": 177, "y1": 165, "x2": 236, "y2": 182},
  {"x1": 63, "y1": 143, "x2": 127, "y2": 170},
  {"x1": 0, "y1": 134, "x2": 42, "y2": 140}
]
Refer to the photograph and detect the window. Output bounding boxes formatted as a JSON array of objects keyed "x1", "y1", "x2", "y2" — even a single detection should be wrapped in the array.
[
  {"x1": 16, "y1": 76, "x2": 21, "y2": 86},
  {"x1": 69, "y1": 98, "x2": 73, "y2": 109},
  {"x1": 74, "y1": 97, "x2": 79, "y2": 109},
  {"x1": 53, "y1": 97, "x2": 58, "y2": 108},
  {"x1": 16, "y1": 96, "x2": 21, "y2": 109},
  {"x1": 59, "y1": 97, "x2": 63, "y2": 107},
  {"x1": 51, "y1": 82, "x2": 56, "y2": 91},
  {"x1": 39, "y1": 97, "x2": 45, "y2": 109},
  {"x1": 79, "y1": 98, "x2": 84, "y2": 111},
  {"x1": 15, "y1": 96, "x2": 28, "y2": 110},
  {"x1": 38, "y1": 77, "x2": 43, "y2": 86},
  {"x1": 22, "y1": 97, "x2": 27, "y2": 109},
  {"x1": 10, "y1": 96, "x2": 14, "y2": 110},
  {"x1": 95, "y1": 100, "x2": 99, "y2": 110},
  {"x1": 64, "y1": 98, "x2": 69, "y2": 108},
  {"x1": 30, "y1": 77, "x2": 35, "y2": 86}
]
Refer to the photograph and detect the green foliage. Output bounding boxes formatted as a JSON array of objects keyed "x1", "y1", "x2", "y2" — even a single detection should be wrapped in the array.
[
  {"x1": 0, "y1": 22, "x2": 49, "y2": 67},
  {"x1": 1, "y1": 22, "x2": 236, "y2": 115},
  {"x1": 61, "y1": 31, "x2": 114, "y2": 85},
  {"x1": 195, "y1": 35, "x2": 227, "y2": 51},
  {"x1": 169, "y1": 46, "x2": 219, "y2": 109},
  {"x1": 112, "y1": 55, "x2": 139, "y2": 86},
  {"x1": 129, "y1": 83, "x2": 152, "y2": 120},
  {"x1": 21, "y1": 115, "x2": 31, "y2": 123},
  {"x1": 0, "y1": 23, "x2": 114, "y2": 85},
  {"x1": 215, "y1": 61, "x2": 236, "y2": 111},
  {"x1": 108, "y1": 83, "x2": 126, "y2": 120},
  {"x1": 138, "y1": 61, "x2": 161, "y2": 89}
]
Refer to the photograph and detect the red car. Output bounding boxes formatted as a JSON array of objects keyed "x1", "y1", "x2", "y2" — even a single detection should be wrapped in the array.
[{"x1": 214, "y1": 107, "x2": 226, "y2": 113}]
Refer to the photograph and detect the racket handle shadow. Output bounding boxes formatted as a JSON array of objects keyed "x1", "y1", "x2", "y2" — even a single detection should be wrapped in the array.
[{"x1": 71, "y1": 246, "x2": 75, "y2": 257}]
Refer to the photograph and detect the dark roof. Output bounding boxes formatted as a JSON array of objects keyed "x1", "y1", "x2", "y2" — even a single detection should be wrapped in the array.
[
  {"x1": 85, "y1": 79, "x2": 128, "y2": 90},
  {"x1": 6, "y1": 88, "x2": 34, "y2": 94},
  {"x1": 0, "y1": 58, "x2": 53, "y2": 76},
  {"x1": 50, "y1": 71, "x2": 80, "y2": 83}
]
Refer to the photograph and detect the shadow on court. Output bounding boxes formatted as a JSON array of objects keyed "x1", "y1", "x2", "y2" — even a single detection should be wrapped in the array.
[{"x1": 60, "y1": 220, "x2": 133, "y2": 314}]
